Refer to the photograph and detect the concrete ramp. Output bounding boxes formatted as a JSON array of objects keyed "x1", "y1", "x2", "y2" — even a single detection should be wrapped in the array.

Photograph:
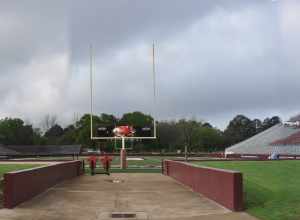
[{"x1": 0, "y1": 174, "x2": 258, "y2": 220}]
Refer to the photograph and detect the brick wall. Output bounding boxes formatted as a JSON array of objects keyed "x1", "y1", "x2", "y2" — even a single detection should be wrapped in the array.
[
  {"x1": 3, "y1": 160, "x2": 84, "y2": 208},
  {"x1": 163, "y1": 160, "x2": 243, "y2": 211}
]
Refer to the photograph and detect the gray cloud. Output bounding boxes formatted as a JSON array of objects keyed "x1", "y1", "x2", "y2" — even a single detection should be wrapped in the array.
[
  {"x1": 69, "y1": 0, "x2": 300, "y2": 129},
  {"x1": 70, "y1": 0, "x2": 263, "y2": 63},
  {"x1": 0, "y1": 0, "x2": 300, "y2": 129},
  {"x1": 0, "y1": 1, "x2": 69, "y2": 125}
]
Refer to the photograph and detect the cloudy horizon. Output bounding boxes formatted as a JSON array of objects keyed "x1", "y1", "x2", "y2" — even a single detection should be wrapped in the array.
[{"x1": 1, "y1": 0, "x2": 300, "y2": 130}]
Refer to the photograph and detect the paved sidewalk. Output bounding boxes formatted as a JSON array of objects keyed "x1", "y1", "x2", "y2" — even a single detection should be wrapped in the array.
[{"x1": 0, "y1": 173, "x2": 258, "y2": 220}]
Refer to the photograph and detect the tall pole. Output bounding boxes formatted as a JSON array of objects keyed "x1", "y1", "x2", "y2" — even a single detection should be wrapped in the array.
[
  {"x1": 90, "y1": 45, "x2": 93, "y2": 140},
  {"x1": 152, "y1": 42, "x2": 157, "y2": 138},
  {"x1": 120, "y1": 136, "x2": 127, "y2": 169},
  {"x1": 122, "y1": 136, "x2": 125, "y2": 150}
]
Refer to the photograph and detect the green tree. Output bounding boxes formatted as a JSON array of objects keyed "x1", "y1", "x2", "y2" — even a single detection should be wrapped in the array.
[
  {"x1": 75, "y1": 114, "x2": 102, "y2": 147},
  {"x1": 44, "y1": 124, "x2": 64, "y2": 144},
  {"x1": 100, "y1": 113, "x2": 118, "y2": 126},
  {"x1": 58, "y1": 125, "x2": 77, "y2": 144},
  {"x1": 157, "y1": 121, "x2": 181, "y2": 152},
  {"x1": 0, "y1": 118, "x2": 34, "y2": 145},
  {"x1": 177, "y1": 119, "x2": 202, "y2": 151},
  {"x1": 197, "y1": 127, "x2": 225, "y2": 152},
  {"x1": 252, "y1": 119, "x2": 263, "y2": 133},
  {"x1": 224, "y1": 115, "x2": 256, "y2": 145},
  {"x1": 33, "y1": 128, "x2": 47, "y2": 145},
  {"x1": 262, "y1": 116, "x2": 281, "y2": 130},
  {"x1": 119, "y1": 111, "x2": 153, "y2": 127}
]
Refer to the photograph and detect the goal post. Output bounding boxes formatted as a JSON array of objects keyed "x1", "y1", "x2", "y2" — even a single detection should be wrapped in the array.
[{"x1": 89, "y1": 43, "x2": 158, "y2": 141}]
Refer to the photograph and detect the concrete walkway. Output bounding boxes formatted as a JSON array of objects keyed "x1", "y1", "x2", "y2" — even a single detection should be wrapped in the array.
[{"x1": 0, "y1": 173, "x2": 258, "y2": 220}]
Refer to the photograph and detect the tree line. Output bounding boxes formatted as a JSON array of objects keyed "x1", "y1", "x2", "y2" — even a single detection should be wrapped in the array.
[{"x1": 0, "y1": 112, "x2": 281, "y2": 152}]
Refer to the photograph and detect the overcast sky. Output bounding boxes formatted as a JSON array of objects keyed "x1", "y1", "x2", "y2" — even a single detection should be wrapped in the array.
[{"x1": 0, "y1": 0, "x2": 300, "y2": 130}]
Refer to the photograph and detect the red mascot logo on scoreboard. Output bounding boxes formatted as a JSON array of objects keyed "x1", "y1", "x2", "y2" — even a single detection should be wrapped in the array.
[{"x1": 113, "y1": 126, "x2": 135, "y2": 137}]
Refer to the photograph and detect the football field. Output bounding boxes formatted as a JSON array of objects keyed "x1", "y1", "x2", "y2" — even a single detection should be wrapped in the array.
[{"x1": 193, "y1": 160, "x2": 300, "y2": 220}]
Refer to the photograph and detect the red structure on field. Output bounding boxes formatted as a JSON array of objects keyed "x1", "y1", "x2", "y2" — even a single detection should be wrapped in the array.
[
  {"x1": 120, "y1": 148, "x2": 127, "y2": 169},
  {"x1": 88, "y1": 156, "x2": 97, "y2": 175},
  {"x1": 113, "y1": 125, "x2": 135, "y2": 169},
  {"x1": 100, "y1": 155, "x2": 113, "y2": 173},
  {"x1": 4, "y1": 160, "x2": 84, "y2": 208},
  {"x1": 113, "y1": 126, "x2": 135, "y2": 137},
  {"x1": 163, "y1": 160, "x2": 244, "y2": 211},
  {"x1": 88, "y1": 155, "x2": 113, "y2": 175}
]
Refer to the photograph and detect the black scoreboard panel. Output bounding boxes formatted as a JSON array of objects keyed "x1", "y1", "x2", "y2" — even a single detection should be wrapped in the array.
[
  {"x1": 134, "y1": 126, "x2": 152, "y2": 137},
  {"x1": 96, "y1": 125, "x2": 114, "y2": 137}
]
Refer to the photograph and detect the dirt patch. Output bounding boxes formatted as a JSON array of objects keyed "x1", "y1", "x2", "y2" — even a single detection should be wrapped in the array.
[{"x1": 105, "y1": 179, "x2": 125, "y2": 183}]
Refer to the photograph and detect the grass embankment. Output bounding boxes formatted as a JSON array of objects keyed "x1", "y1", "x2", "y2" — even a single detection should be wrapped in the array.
[
  {"x1": 192, "y1": 160, "x2": 300, "y2": 220},
  {"x1": 0, "y1": 164, "x2": 43, "y2": 178}
]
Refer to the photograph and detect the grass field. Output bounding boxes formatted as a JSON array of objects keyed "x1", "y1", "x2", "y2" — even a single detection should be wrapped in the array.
[
  {"x1": 192, "y1": 160, "x2": 300, "y2": 220},
  {"x1": 0, "y1": 164, "x2": 43, "y2": 179},
  {"x1": 110, "y1": 156, "x2": 164, "y2": 167}
]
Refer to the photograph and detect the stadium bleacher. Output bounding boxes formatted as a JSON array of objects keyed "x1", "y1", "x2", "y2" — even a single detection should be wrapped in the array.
[
  {"x1": 0, "y1": 145, "x2": 82, "y2": 157},
  {"x1": 225, "y1": 123, "x2": 300, "y2": 155},
  {"x1": 0, "y1": 145, "x2": 19, "y2": 156}
]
